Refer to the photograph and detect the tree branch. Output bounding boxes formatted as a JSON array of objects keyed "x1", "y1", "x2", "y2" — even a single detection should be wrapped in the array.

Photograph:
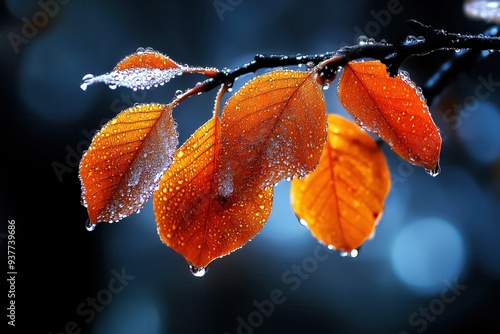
[{"x1": 200, "y1": 19, "x2": 500, "y2": 95}]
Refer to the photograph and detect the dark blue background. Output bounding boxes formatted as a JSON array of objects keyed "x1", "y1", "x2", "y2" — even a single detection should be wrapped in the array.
[{"x1": 2, "y1": 0, "x2": 500, "y2": 333}]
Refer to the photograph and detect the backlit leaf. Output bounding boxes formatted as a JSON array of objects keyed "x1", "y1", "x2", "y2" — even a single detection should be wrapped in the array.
[
  {"x1": 218, "y1": 69, "x2": 327, "y2": 195},
  {"x1": 338, "y1": 60, "x2": 442, "y2": 172},
  {"x1": 290, "y1": 114, "x2": 391, "y2": 252},
  {"x1": 153, "y1": 116, "x2": 273, "y2": 270},
  {"x1": 80, "y1": 103, "x2": 178, "y2": 225}
]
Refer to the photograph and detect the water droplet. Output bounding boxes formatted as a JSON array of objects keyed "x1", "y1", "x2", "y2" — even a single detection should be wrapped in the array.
[
  {"x1": 416, "y1": 36, "x2": 425, "y2": 43},
  {"x1": 80, "y1": 74, "x2": 95, "y2": 91},
  {"x1": 145, "y1": 46, "x2": 154, "y2": 52},
  {"x1": 298, "y1": 218, "x2": 308, "y2": 227},
  {"x1": 305, "y1": 61, "x2": 315, "y2": 71},
  {"x1": 339, "y1": 249, "x2": 359, "y2": 258},
  {"x1": 189, "y1": 264, "x2": 207, "y2": 277},
  {"x1": 108, "y1": 84, "x2": 117, "y2": 90},
  {"x1": 82, "y1": 73, "x2": 94, "y2": 81},
  {"x1": 425, "y1": 162, "x2": 441, "y2": 177},
  {"x1": 405, "y1": 35, "x2": 417, "y2": 45},
  {"x1": 357, "y1": 35, "x2": 369, "y2": 45},
  {"x1": 136, "y1": 47, "x2": 145, "y2": 53},
  {"x1": 85, "y1": 219, "x2": 96, "y2": 231},
  {"x1": 175, "y1": 89, "x2": 183, "y2": 97},
  {"x1": 322, "y1": 83, "x2": 330, "y2": 91}
]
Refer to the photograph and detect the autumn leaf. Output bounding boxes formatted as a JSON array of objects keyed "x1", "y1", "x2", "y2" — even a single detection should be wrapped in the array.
[
  {"x1": 153, "y1": 115, "x2": 273, "y2": 271},
  {"x1": 218, "y1": 69, "x2": 328, "y2": 195},
  {"x1": 79, "y1": 103, "x2": 178, "y2": 225},
  {"x1": 337, "y1": 60, "x2": 442, "y2": 172},
  {"x1": 80, "y1": 49, "x2": 219, "y2": 91},
  {"x1": 290, "y1": 114, "x2": 391, "y2": 253},
  {"x1": 80, "y1": 49, "x2": 185, "y2": 91}
]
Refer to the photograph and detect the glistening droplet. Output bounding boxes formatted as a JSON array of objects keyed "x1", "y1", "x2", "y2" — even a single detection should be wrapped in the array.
[
  {"x1": 425, "y1": 162, "x2": 441, "y2": 177},
  {"x1": 339, "y1": 248, "x2": 359, "y2": 258},
  {"x1": 80, "y1": 74, "x2": 94, "y2": 91},
  {"x1": 357, "y1": 35, "x2": 369, "y2": 45},
  {"x1": 189, "y1": 264, "x2": 208, "y2": 277},
  {"x1": 85, "y1": 219, "x2": 96, "y2": 231}
]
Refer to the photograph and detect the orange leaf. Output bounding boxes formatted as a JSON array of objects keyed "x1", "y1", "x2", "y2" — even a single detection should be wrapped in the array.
[
  {"x1": 114, "y1": 48, "x2": 181, "y2": 71},
  {"x1": 290, "y1": 114, "x2": 391, "y2": 253},
  {"x1": 80, "y1": 103, "x2": 178, "y2": 225},
  {"x1": 337, "y1": 60, "x2": 442, "y2": 173},
  {"x1": 80, "y1": 49, "x2": 183, "y2": 91},
  {"x1": 153, "y1": 116, "x2": 273, "y2": 270},
  {"x1": 219, "y1": 69, "x2": 327, "y2": 194}
]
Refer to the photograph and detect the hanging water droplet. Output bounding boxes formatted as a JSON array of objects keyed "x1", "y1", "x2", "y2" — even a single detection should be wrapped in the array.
[
  {"x1": 425, "y1": 162, "x2": 441, "y2": 177},
  {"x1": 357, "y1": 35, "x2": 369, "y2": 45},
  {"x1": 80, "y1": 74, "x2": 95, "y2": 91},
  {"x1": 322, "y1": 83, "x2": 330, "y2": 91},
  {"x1": 85, "y1": 219, "x2": 96, "y2": 231},
  {"x1": 189, "y1": 264, "x2": 207, "y2": 277},
  {"x1": 339, "y1": 249, "x2": 359, "y2": 258},
  {"x1": 416, "y1": 36, "x2": 425, "y2": 43},
  {"x1": 108, "y1": 84, "x2": 118, "y2": 90}
]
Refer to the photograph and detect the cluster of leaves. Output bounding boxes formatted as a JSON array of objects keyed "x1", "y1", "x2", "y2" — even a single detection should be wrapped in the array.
[{"x1": 79, "y1": 44, "x2": 442, "y2": 274}]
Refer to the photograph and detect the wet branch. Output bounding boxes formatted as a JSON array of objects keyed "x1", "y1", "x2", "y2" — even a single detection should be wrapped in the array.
[{"x1": 201, "y1": 19, "x2": 500, "y2": 96}]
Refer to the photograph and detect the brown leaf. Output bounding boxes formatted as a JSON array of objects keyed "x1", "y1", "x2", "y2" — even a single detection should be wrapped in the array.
[{"x1": 79, "y1": 103, "x2": 178, "y2": 225}]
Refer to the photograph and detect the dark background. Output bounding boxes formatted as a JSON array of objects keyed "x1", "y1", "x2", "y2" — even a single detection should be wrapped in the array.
[{"x1": 2, "y1": 0, "x2": 500, "y2": 333}]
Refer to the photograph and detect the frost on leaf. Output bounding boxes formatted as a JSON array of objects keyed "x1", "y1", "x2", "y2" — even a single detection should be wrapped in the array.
[
  {"x1": 80, "y1": 49, "x2": 184, "y2": 91},
  {"x1": 79, "y1": 103, "x2": 178, "y2": 225},
  {"x1": 219, "y1": 69, "x2": 328, "y2": 194},
  {"x1": 338, "y1": 60, "x2": 442, "y2": 172},
  {"x1": 153, "y1": 116, "x2": 273, "y2": 269},
  {"x1": 290, "y1": 114, "x2": 391, "y2": 252}
]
